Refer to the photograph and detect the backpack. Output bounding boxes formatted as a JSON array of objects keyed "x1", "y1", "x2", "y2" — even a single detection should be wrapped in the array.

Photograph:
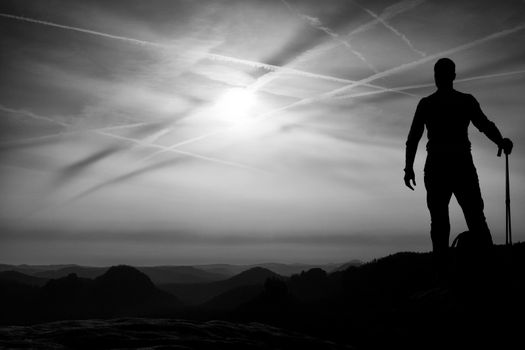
[
  {"x1": 451, "y1": 230, "x2": 493, "y2": 252},
  {"x1": 450, "y1": 230, "x2": 495, "y2": 285}
]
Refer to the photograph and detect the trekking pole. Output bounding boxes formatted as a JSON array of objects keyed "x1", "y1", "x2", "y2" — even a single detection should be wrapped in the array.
[
  {"x1": 498, "y1": 146, "x2": 512, "y2": 246},
  {"x1": 505, "y1": 152, "x2": 512, "y2": 245}
]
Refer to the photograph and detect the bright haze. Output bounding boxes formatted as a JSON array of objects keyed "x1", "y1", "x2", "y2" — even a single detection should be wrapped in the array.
[{"x1": 1, "y1": 0, "x2": 524, "y2": 265}]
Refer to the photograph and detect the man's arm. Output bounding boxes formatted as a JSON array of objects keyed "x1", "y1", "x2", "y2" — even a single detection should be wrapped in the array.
[
  {"x1": 470, "y1": 95, "x2": 513, "y2": 155},
  {"x1": 404, "y1": 99, "x2": 425, "y2": 190}
]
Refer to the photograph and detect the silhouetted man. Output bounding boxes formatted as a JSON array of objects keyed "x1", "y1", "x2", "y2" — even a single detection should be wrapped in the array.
[{"x1": 404, "y1": 58, "x2": 513, "y2": 254}]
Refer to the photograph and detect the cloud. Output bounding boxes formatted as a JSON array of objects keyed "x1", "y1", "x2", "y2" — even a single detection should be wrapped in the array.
[
  {"x1": 158, "y1": 19, "x2": 525, "y2": 158},
  {"x1": 70, "y1": 157, "x2": 187, "y2": 201},
  {"x1": 56, "y1": 145, "x2": 125, "y2": 184},
  {"x1": 0, "y1": 11, "x2": 375, "y2": 84},
  {"x1": 1, "y1": 0, "x2": 524, "y2": 264}
]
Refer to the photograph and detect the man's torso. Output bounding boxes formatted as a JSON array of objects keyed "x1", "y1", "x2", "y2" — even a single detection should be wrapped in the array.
[{"x1": 420, "y1": 89, "x2": 476, "y2": 155}]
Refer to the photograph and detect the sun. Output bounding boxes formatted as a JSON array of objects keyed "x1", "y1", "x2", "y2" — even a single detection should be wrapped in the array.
[{"x1": 214, "y1": 88, "x2": 256, "y2": 125}]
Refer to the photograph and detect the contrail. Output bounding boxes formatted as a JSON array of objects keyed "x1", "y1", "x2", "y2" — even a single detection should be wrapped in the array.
[
  {"x1": 0, "y1": 12, "x2": 390, "y2": 91},
  {"x1": 143, "y1": 22, "x2": 525, "y2": 162},
  {"x1": 0, "y1": 104, "x2": 69, "y2": 128},
  {"x1": 351, "y1": 0, "x2": 426, "y2": 57},
  {"x1": 332, "y1": 69, "x2": 525, "y2": 100},
  {"x1": 302, "y1": 0, "x2": 427, "y2": 61},
  {"x1": 0, "y1": 104, "x2": 155, "y2": 132},
  {"x1": 247, "y1": 67, "x2": 416, "y2": 97},
  {"x1": 0, "y1": 121, "x2": 154, "y2": 149},
  {"x1": 454, "y1": 69, "x2": 525, "y2": 85},
  {"x1": 96, "y1": 131, "x2": 263, "y2": 172},
  {"x1": 137, "y1": 128, "x2": 229, "y2": 163},
  {"x1": 347, "y1": 0, "x2": 427, "y2": 37},
  {"x1": 294, "y1": 0, "x2": 427, "y2": 64},
  {"x1": 57, "y1": 145, "x2": 124, "y2": 183},
  {"x1": 280, "y1": 0, "x2": 378, "y2": 73},
  {"x1": 316, "y1": 21, "x2": 525, "y2": 100},
  {"x1": 249, "y1": 0, "x2": 426, "y2": 93},
  {"x1": 0, "y1": 104, "x2": 261, "y2": 172},
  {"x1": 0, "y1": 11, "x2": 418, "y2": 105},
  {"x1": 54, "y1": 122, "x2": 174, "y2": 182},
  {"x1": 70, "y1": 157, "x2": 186, "y2": 201},
  {"x1": 0, "y1": 13, "x2": 168, "y2": 48},
  {"x1": 140, "y1": 127, "x2": 174, "y2": 144},
  {"x1": 69, "y1": 139, "x2": 267, "y2": 201},
  {"x1": 0, "y1": 103, "x2": 157, "y2": 149}
]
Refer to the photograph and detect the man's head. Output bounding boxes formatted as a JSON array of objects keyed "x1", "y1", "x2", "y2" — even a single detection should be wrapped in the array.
[{"x1": 434, "y1": 58, "x2": 456, "y2": 90}]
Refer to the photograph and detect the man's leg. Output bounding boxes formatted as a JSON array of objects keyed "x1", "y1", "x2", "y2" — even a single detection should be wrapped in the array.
[
  {"x1": 424, "y1": 172, "x2": 453, "y2": 253},
  {"x1": 454, "y1": 164, "x2": 493, "y2": 246}
]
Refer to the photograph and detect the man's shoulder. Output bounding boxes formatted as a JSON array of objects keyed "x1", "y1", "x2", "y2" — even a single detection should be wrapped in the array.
[
  {"x1": 423, "y1": 90, "x2": 477, "y2": 102},
  {"x1": 417, "y1": 93, "x2": 434, "y2": 107},
  {"x1": 453, "y1": 90, "x2": 476, "y2": 100}
]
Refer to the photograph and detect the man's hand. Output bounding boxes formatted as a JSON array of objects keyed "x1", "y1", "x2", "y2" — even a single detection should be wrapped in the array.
[
  {"x1": 498, "y1": 138, "x2": 513, "y2": 156},
  {"x1": 404, "y1": 168, "x2": 416, "y2": 191}
]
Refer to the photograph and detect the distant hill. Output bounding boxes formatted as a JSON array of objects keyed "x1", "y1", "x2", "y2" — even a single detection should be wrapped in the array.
[
  {"x1": 330, "y1": 259, "x2": 362, "y2": 272},
  {"x1": 0, "y1": 261, "x2": 349, "y2": 282},
  {"x1": 0, "y1": 264, "x2": 77, "y2": 275},
  {"x1": 136, "y1": 266, "x2": 227, "y2": 284},
  {"x1": 33, "y1": 266, "x2": 108, "y2": 279},
  {"x1": 253, "y1": 263, "x2": 343, "y2": 276},
  {"x1": 159, "y1": 267, "x2": 283, "y2": 305},
  {"x1": 3, "y1": 243, "x2": 524, "y2": 349},
  {"x1": 90, "y1": 265, "x2": 178, "y2": 315},
  {"x1": 0, "y1": 271, "x2": 49, "y2": 287},
  {"x1": 0, "y1": 265, "x2": 180, "y2": 323},
  {"x1": 4, "y1": 264, "x2": 227, "y2": 285},
  {"x1": 195, "y1": 262, "x2": 347, "y2": 277}
]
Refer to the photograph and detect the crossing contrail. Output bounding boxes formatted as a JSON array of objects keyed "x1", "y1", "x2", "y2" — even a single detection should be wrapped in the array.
[
  {"x1": 0, "y1": 121, "x2": 154, "y2": 149},
  {"x1": 0, "y1": 104, "x2": 261, "y2": 172},
  {"x1": 281, "y1": 0, "x2": 378, "y2": 74},
  {"x1": 0, "y1": 13, "x2": 374, "y2": 88},
  {"x1": 352, "y1": 0, "x2": 426, "y2": 57},
  {"x1": 315, "y1": 22, "x2": 525, "y2": 100},
  {"x1": 0, "y1": 103, "x2": 158, "y2": 148},
  {"x1": 98, "y1": 131, "x2": 263, "y2": 172},
  {"x1": 0, "y1": 104, "x2": 70, "y2": 128},
  {"x1": 332, "y1": 69, "x2": 525, "y2": 100},
  {"x1": 0, "y1": 12, "x2": 414, "y2": 96},
  {"x1": 284, "y1": 0, "x2": 426, "y2": 67},
  {"x1": 248, "y1": 0, "x2": 426, "y2": 93},
  {"x1": 347, "y1": 0, "x2": 427, "y2": 37},
  {"x1": 143, "y1": 22, "x2": 525, "y2": 162}
]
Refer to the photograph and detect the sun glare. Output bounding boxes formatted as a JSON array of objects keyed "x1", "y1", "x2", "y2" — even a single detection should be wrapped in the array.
[{"x1": 214, "y1": 88, "x2": 256, "y2": 124}]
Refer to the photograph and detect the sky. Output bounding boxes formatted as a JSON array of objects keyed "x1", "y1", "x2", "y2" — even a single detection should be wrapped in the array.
[{"x1": 1, "y1": 0, "x2": 524, "y2": 265}]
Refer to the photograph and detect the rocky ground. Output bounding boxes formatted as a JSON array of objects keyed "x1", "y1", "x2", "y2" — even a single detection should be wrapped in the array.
[{"x1": 0, "y1": 317, "x2": 354, "y2": 349}]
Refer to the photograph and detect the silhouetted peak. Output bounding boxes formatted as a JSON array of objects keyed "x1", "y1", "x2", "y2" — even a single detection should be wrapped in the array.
[
  {"x1": 290, "y1": 268, "x2": 328, "y2": 285},
  {"x1": 44, "y1": 272, "x2": 80, "y2": 288},
  {"x1": 95, "y1": 265, "x2": 155, "y2": 292},
  {"x1": 0, "y1": 270, "x2": 49, "y2": 286},
  {"x1": 333, "y1": 259, "x2": 363, "y2": 272},
  {"x1": 302, "y1": 268, "x2": 327, "y2": 279},
  {"x1": 40, "y1": 272, "x2": 93, "y2": 302},
  {"x1": 230, "y1": 267, "x2": 279, "y2": 283},
  {"x1": 0, "y1": 270, "x2": 34, "y2": 279}
]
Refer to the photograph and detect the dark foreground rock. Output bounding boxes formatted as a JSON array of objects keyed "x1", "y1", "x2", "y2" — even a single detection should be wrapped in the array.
[{"x1": 0, "y1": 317, "x2": 354, "y2": 350}]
